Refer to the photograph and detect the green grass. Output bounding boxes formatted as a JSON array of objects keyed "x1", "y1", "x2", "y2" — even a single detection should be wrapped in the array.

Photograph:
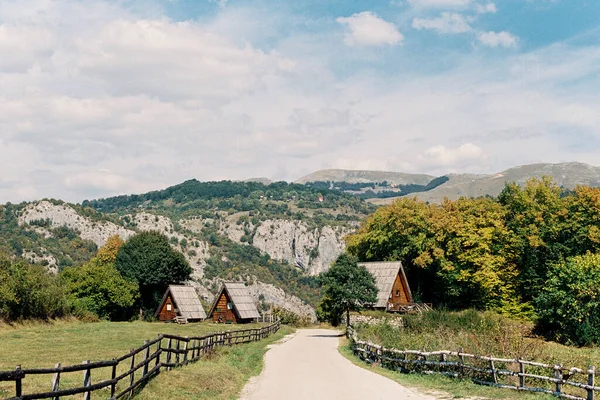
[
  {"x1": 136, "y1": 326, "x2": 294, "y2": 400},
  {"x1": 338, "y1": 338, "x2": 554, "y2": 400},
  {"x1": 0, "y1": 319, "x2": 274, "y2": 398}
]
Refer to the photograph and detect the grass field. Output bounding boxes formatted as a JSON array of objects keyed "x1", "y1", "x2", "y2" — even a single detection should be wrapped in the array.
[{"x1": 0, "y1": 319, "x2": 277, "y2": 399}]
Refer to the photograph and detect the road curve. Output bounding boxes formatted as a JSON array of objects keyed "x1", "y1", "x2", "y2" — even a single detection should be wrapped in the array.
[{"x1": 240, "y1": 328, "x2": 435, "y2": 400}]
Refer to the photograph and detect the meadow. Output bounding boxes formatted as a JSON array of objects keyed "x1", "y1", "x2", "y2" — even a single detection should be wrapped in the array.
[{"x1": 0, "y1": 319, "x2": 279, "y2": 399}]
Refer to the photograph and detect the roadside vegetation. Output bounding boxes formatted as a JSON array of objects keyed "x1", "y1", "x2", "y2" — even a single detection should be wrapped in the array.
[
  {"x1": 338, "y1": 337, "x2": 554, "y2": 400},
  {"x1": 351, "y1": 310, "x2": 600, "y2": 369},
  {"x1": 137, "y1": 325, "x2": 294, "y2": 400}
]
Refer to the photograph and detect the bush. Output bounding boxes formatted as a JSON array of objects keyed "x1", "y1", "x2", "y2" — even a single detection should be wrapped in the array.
[
  {"x1": 0, "y1": 254, "x2": 69, "y2": 320},
  {"x1": 535, "y1": 253, "x2": 600, "y2": 346},
  {"x1": 272, "y1": 307, "x2": 312, "y2": 327}
]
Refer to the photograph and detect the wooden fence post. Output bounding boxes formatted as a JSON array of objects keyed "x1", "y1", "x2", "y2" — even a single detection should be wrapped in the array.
[
  {"x1": 175, "y1": 339, "x2": 181, "y2": 366},
  {"x1": 143, "y1": 340, "x2": 150, "y2": 377},
  {"x1": 489, "y1": 358, "x2": 498, "y2": 385},
  {"x1": 129, "y1": 350, "x2": 136, "y2": 397},
  {"x1": 519, "y1": 359, "x2": 525, "y2": 389},
  {"x1": 51, "y1": 363, "x2": 61, "y2": 400},
  {"x1": 554, "y1": 365, "x2": 563, "y2": 395},
  {"x1": 588, "y1": 366, "x2": 595, "y2": 400},
  {"x1": 110, "y1": 360, "x2": 117, "y2": 398},
  {"x1": 15, "y1": 365, "x2": 22, "y2": 398},
  {"x1": 82, "y1": 360, "x2": 91, "y2": 400},
  {"x1": 166, "y1": 338, "x2": 172, "y2": 370},
  {"x1": 155, "y1": 340, "x2": 162, "y2": 371},
  {"x1": 458, "y1": 348, "x2": 464, "y2": 379},
  {"x1": 183, "y1": 338, "x2": 189, "y2": 365}
]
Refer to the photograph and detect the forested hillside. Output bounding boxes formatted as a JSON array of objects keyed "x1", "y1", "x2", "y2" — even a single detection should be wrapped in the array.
[{"x1": 0, "y1": 181, "x2": 377, "y2": 320}]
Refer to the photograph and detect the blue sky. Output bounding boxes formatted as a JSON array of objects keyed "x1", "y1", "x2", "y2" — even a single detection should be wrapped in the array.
[{"x1": 0, "y1": 0, "x2": 599, "y2": 202}]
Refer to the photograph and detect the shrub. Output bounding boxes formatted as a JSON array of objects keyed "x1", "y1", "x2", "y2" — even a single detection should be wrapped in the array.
[
  {"x1": 0, "y1": 254, "x2": 69, "y2": 320},
  {"x1": 272, "y1": 307, "x2": 312, "y2": 327},
  {"x1": 535, "y1": 253, "x2": 600, "y2": 346}
]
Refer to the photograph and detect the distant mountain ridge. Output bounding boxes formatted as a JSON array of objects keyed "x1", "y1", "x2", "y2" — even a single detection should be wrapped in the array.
[
  {"x1": 294, "y1": 162, "x2": 600, "y2": 204},
  {"x1": 295, "y1": 169, "x2": 434, "y2": 185}
]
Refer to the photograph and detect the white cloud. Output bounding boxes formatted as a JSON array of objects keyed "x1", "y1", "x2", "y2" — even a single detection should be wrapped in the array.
[
  {"x1": 420, "y1": 143, "x2": 486, "y2": 168},
  {"x1": 475, "y1": 3, "x2": 497, "y2": 14},
  {"x1": 336, "y1": 12, "x2": 403, "y2": 46},
  {"x1": 0, "y1": 25, "x2": 55, "y2": 72},
  {"x1": 412, "y1": 12, "x2": 472, "y2": 34},
  {"x1": 407, "y1": 0, "x2": 472, "y2": 8},
  {"x1": 478, "y1": 31, "x2": 518, "y2": 48}
]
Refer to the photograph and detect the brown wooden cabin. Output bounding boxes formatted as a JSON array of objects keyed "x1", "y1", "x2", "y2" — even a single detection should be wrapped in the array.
[
  {"x1": 155, "y1": 285, "x2": 207, "y2": 322},
  {"x1": 208, "y1": 282, "x2": 260, "y2": 324},
  {"x1": 359, "y1": 261, "x2": 424, "y2": 312}
]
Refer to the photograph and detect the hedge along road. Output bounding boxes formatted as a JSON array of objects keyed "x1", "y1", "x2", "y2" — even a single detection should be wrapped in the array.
[{"x1": 240, "y1": 329, "x2": 434, "y2": 400}]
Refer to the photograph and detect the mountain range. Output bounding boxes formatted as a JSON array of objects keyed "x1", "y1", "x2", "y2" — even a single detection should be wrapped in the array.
[{"x1": 293, "y1": 162, "x2": 600, "y2": 204}]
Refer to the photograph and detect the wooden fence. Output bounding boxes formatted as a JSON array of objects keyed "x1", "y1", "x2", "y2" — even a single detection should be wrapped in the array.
[
  {"x1": 348, "y1": 326, "x2": 598, "y2": 400},
  {"x1": 0, "y1": 321, "x2": 280, "y2": 400}
]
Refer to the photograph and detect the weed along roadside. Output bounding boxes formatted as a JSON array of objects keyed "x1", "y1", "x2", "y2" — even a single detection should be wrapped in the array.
[
  {"x1": 0, "y1": 321, "x2": 280, "y2": 400},
  {"x1": 345, "y1": 324, "x2": 597, "y2": 400}
]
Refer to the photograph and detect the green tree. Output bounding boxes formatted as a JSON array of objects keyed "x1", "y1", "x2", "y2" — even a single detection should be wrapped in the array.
[
  {"x1": 498, "y1": 177, "x2": 568, "y2": 302},
  {"x1": 535, "y1": 253, "x2": 600, "y2": 345},
  {"x1": 61, "y1": 236, "x2": 138, "y2": 320},
  {"x1": 115, "y1": 231, "x2": 191, "y2": 315},
  {"x1": 0, "y1": 253, "x2": 68, "y2": 320},
  {"x1": 318, "y1": 254, "x2": 377, "y2": 328}
]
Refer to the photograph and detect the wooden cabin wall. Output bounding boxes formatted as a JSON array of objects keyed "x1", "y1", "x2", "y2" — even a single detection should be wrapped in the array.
[
  {"x1": 388, "y1": 274, "x2": 412, "y2": 306},
  {"x1": 211, "y1": 292, "x2": 237, "y2": 323},
  {"x1": 158, "y1": 295, "x2": 178, "y2": 321}
]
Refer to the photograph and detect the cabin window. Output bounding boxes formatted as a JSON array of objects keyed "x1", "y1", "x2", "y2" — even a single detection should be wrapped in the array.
[
  {"x1": 395, "y1": 290, "x2": 399, "y2": 296},
  {"x1": 166, "y1": 304, "x2": 172, "y2": 311},
  {"x1": 227, "y1": 302, "x2": 232, "y2": 310}
]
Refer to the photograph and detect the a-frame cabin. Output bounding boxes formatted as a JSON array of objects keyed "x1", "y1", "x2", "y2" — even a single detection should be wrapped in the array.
[
  {"x1": 359, "y1": 261, "x2": 415, "y2": 311},
  {"x1": 155, "y1": 285, "x2": 207, "y2": 322},
  {"x1": 208, "y1": 282, "x2": 261, "y2": 324}
]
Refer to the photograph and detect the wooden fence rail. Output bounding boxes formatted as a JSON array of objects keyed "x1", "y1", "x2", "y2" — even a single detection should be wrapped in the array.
[
  {"x1": 347, "y1": 326, "x2": 597, "y2": 400},
  {"x1": 0, "y1": 320, "x2": 280, "y2": 400}
]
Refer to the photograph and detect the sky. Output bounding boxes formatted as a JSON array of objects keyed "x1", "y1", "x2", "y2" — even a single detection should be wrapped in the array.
[{"x1": 0, "y1": 0, "x2": 599, "y2": 203}]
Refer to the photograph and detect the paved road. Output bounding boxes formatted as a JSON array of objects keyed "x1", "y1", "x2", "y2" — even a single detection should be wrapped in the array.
[{"x1": 240, "y1": 329, "x2": 435, "y2": 400}]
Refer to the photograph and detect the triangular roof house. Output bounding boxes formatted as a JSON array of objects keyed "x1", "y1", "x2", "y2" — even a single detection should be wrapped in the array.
[
  {"x1": 359, "y1": 261, "x2": 413, "y2": 309},
  {"x1": 155, "y1": 285, "x2": 207, "y2": 322},
  {"x1": 208, "y1": 282, "x2": 261, "y2": 323}
]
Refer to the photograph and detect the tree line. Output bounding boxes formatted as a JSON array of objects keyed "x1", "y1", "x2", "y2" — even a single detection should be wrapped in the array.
[{"x1": 346, "y1": 177, "x2": 600, "y2": 345}]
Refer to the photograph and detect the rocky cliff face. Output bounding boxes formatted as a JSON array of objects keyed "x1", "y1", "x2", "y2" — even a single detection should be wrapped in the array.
[
  {"x1": 246, "y1": 281, "x2": 316, "y2": 322},
  {"x1": 19, "y1": 200, "x2": 134, "y2": 246},
  {"x1": 252, "y1": 219, "x2": 352, "y2": 275},
  {"x1": 18, "y1": 202, "x2": 210, "y2": 278}
]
